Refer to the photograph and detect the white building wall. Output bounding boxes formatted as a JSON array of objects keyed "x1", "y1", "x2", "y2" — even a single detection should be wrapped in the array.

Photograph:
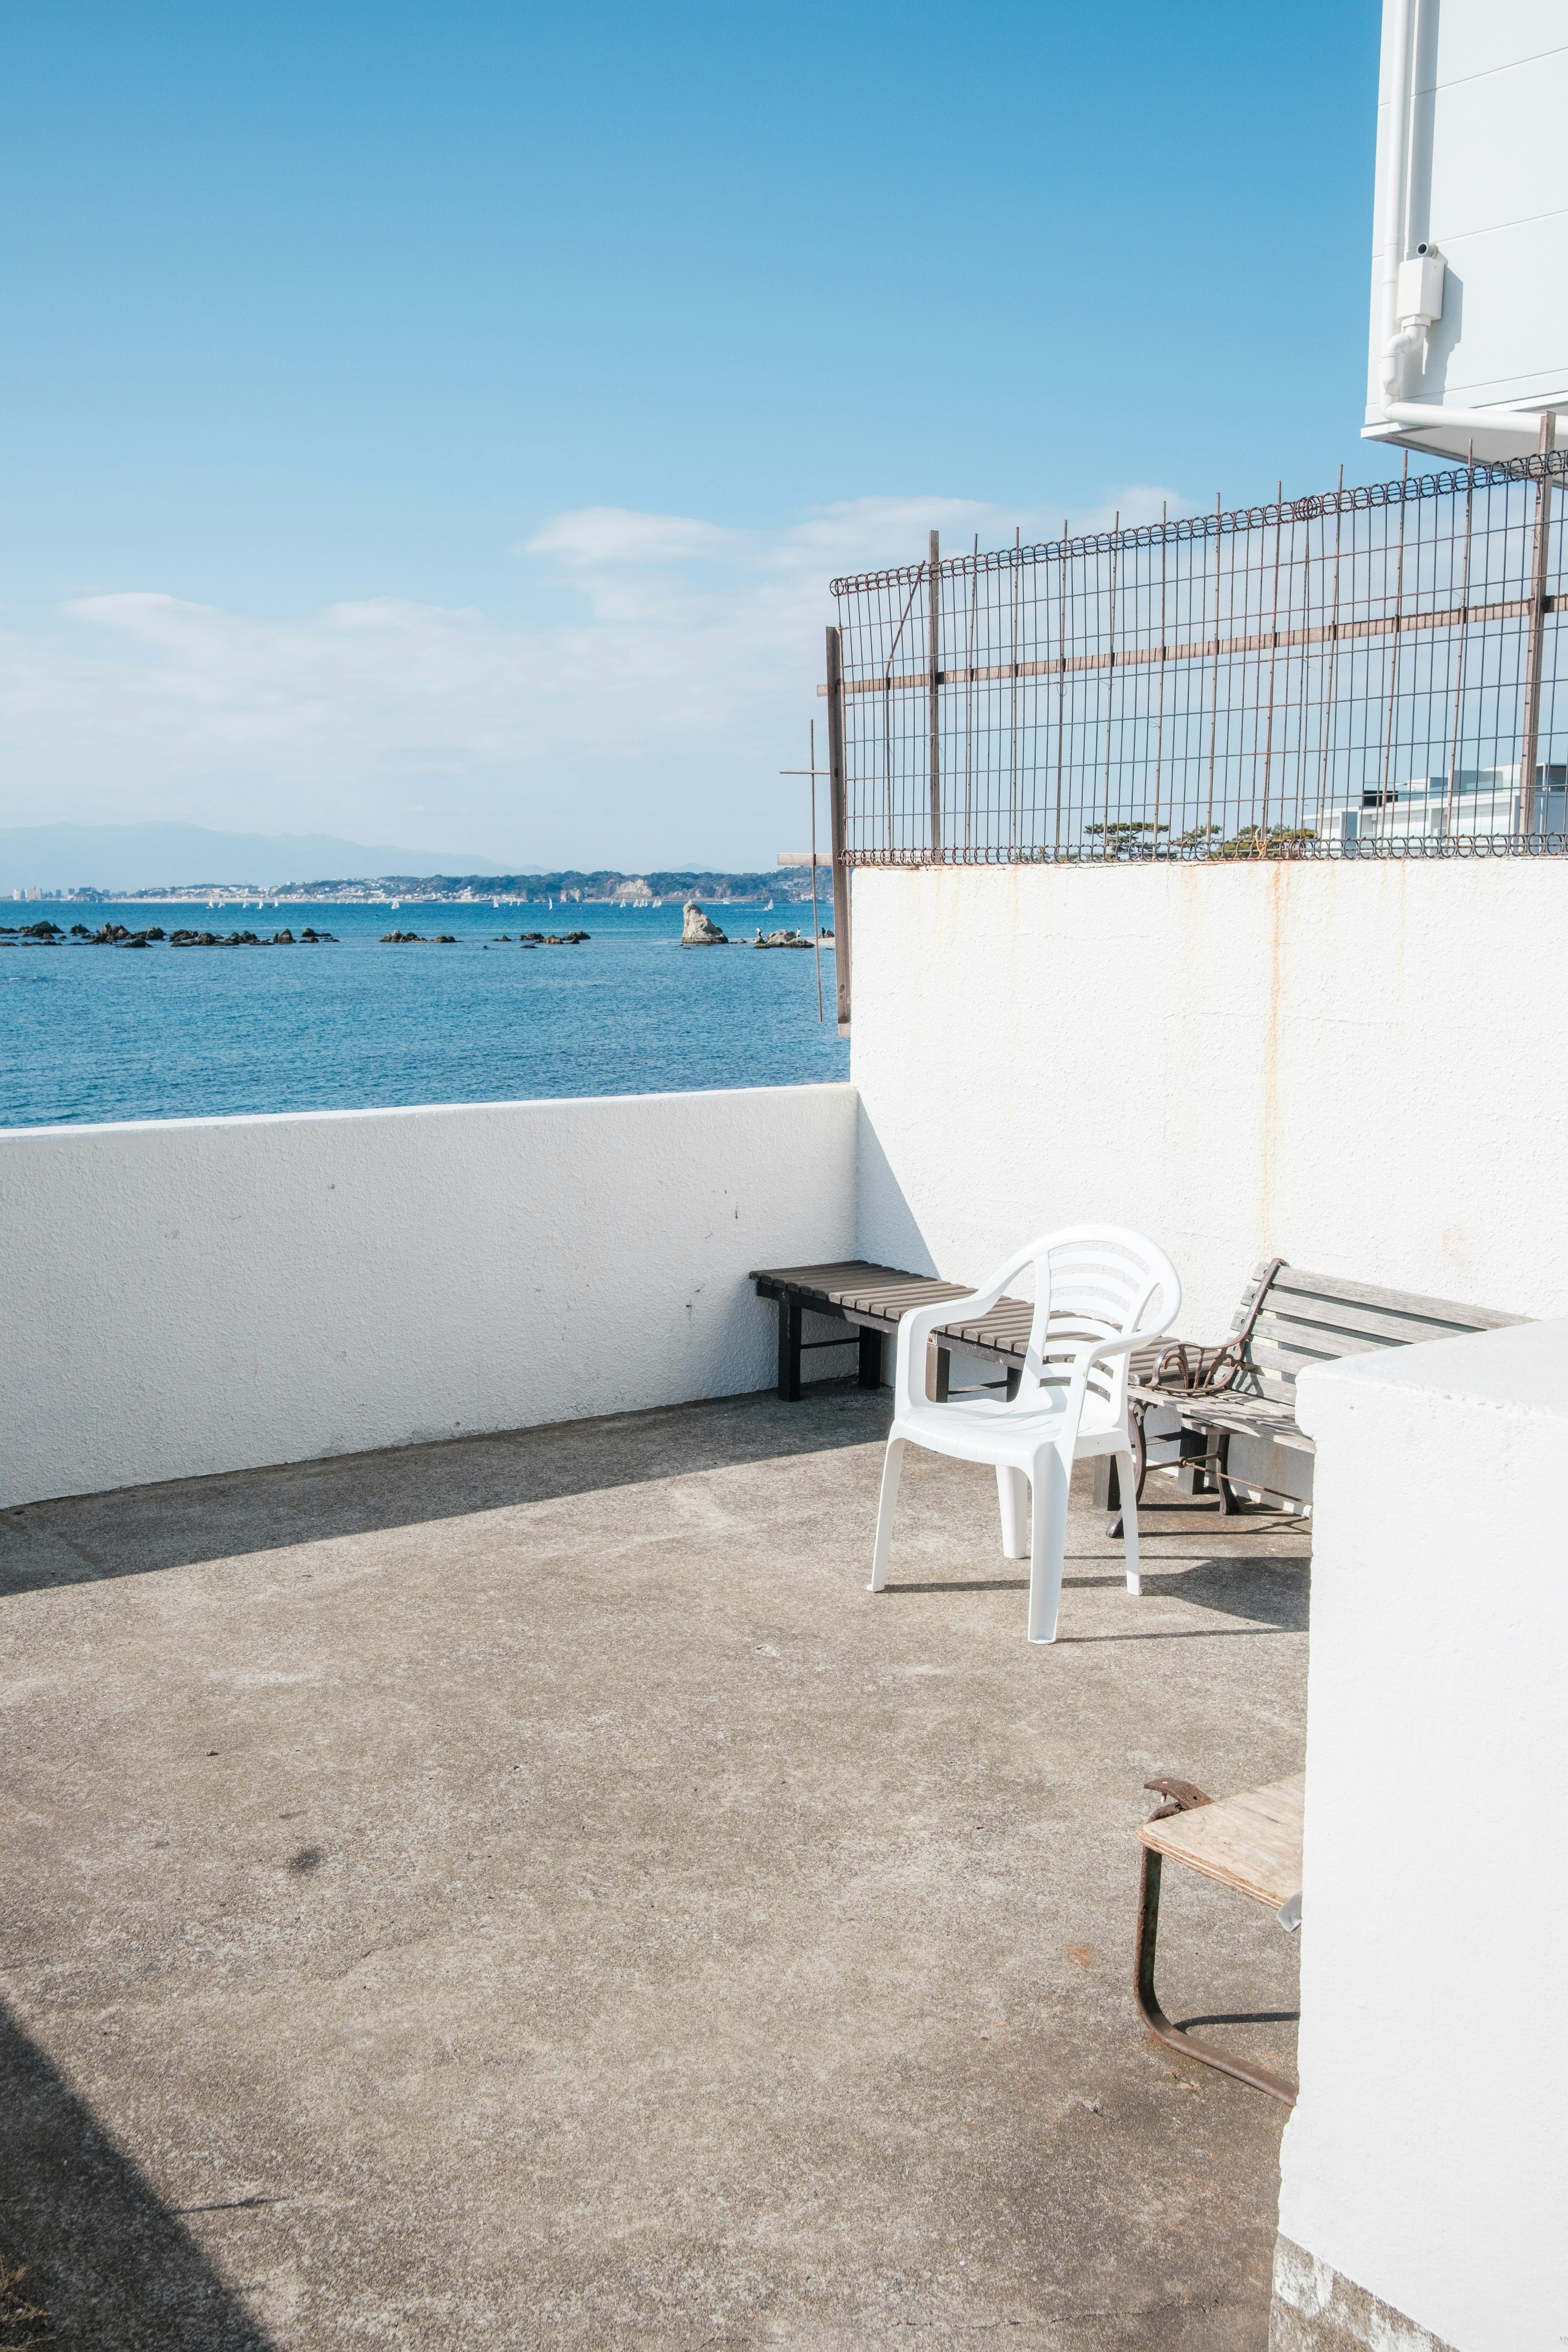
[
  {"x1": 850, "y1": 860, "x2": 1568, "y2": 1336},
  {"x1": 1368, "y1": 0, "x2": 1568, "y2": 450},
  {"x1": 0, "y1": 1085, "x2": 857, "y2": 1509},
  {"x1": 1276, "y1": 1323, "x2": 1568, "y2": 2352}
]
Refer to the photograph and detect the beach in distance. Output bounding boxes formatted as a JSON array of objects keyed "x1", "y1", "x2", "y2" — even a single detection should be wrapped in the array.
[{"x1": 1, "y1": 899, "x2": 846, "y2": 1130}]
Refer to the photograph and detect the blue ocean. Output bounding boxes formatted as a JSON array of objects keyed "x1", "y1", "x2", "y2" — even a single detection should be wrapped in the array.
[{"x1": 0, "y1": 900, "x2": 847, "y2": 1129}]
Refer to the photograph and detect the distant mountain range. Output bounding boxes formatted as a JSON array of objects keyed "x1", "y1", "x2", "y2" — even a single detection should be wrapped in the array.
[
  {"x1": 0, "y1": 822, "x2": 519, "y2": 893},
  {"x1": 0, "y1": 823, "x2": 820, "y2": 905}
]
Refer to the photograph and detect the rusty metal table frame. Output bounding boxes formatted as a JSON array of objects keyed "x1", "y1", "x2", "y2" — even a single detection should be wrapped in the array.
[{"x1": 1133, "y1": 1778, "x2": 1298, "y2": 2108}]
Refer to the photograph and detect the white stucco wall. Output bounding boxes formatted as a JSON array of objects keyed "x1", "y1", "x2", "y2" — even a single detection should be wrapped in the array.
[
  {"x1": 0, "y1": 1085, "x2": 857, "y2": 1508},
  {"x1": 1279, "y1": 1324, "x2": 1568, "y2": 2352},
  {"x1": 851, "y1": 860, "x2": 1568, "y2": 1335}
]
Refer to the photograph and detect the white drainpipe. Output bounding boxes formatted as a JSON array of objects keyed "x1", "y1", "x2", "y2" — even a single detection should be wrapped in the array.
[{"x1": 1377, "y1": 0, "x2": 1420, "y2": 402}]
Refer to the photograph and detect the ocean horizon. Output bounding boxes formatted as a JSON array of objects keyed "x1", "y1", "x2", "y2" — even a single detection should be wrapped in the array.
[{"x1": 2, "y1": 899, "x2": 846, "y2": 1130}]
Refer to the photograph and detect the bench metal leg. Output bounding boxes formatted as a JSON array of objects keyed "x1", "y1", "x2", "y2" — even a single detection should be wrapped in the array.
[
  {"x1": 777, "y1": 1294, "x2": 803, "y2": 1402},
  {"x1": 1214, "y1": 1430, "x2": 1238, "y2": 1515},
  {"x1": 858, "y1": 1327, "x2": 883, "y2": 1389},
  {"x1": 1134, "y1": 1846, "x2": 1296, "y2": 2106}
]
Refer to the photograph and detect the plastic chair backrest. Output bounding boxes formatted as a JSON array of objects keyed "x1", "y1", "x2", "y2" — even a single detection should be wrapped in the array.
[{"x1": 1014, "y1": 1227, "x2": 1181, "y2": 1418}]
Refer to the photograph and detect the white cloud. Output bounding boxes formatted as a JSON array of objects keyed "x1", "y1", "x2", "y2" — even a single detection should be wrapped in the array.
[
  {"x1": 0, "y1": 485, "x2": 1187, "y2": 868},
  {"x1": 522, "y1": 507, "x2": 741, "y2": 568}
]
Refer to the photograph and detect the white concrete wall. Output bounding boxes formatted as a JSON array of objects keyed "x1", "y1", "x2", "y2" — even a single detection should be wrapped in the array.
[
  {"x1": 0, "y1": 1085, "x2": 857, "y2": 1508},
  {"x1": 1279, "y1": 1323, "x2": 1568, "y2": 2352},
  {"x1": 851, "y1": 860, "x2": 1568, "y2": 1337}
]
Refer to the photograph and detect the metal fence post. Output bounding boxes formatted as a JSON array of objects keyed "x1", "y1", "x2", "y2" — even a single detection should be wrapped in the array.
[
  {"x1": 927, "y1": 528, "x2": 942, "y2": 855},
  {"x1": 1520, "y1": 415, "x2": 1557, "y2": 839},
  {"x1": 826, "y1": 624, "x2": 852, "y2": 1031}
]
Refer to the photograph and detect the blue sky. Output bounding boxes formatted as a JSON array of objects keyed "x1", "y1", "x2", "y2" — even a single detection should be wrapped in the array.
[{"x1": 0, "y1": 0, "x2": 1394, "y2": 869}]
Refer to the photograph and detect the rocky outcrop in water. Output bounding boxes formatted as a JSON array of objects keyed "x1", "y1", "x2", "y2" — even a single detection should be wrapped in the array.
[
  {"x1": 751, "y1": 927, "x2": 813, "y2": 949},
  {"x1": 168, "y1": 928, "x2": 332, "y2": 946},
  {"x1": 682, "y1": 903, "x2": 728, "y2": 946}
]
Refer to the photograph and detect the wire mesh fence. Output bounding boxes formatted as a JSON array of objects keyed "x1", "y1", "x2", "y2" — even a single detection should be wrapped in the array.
[{"x1": 826, "y1": 452, "x2": 1568, "y2": 864}]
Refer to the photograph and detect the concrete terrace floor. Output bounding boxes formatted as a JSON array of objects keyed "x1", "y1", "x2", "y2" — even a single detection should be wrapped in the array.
[{"x1": 0, "y1": 1384, "x2": 1309, "y2": 2352}]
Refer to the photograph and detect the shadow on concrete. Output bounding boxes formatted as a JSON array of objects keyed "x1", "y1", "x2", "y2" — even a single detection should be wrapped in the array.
[
  {"x1": 1178, "y1": 2008, "x2": 1301, "y2": 2031},
  {"x1": 879, "y1": 1559, "x2": 1308, "y2": 1633},
  {"x1": 1136, "y1": 1559, "x2": 1310, "y2": 1630},
  {"x1": 0, "y1": 1383, "x2": 891, "y2": 1597},
  {"x1": 0, "y1": 2001, "x2": 276, "y2": 2350}
]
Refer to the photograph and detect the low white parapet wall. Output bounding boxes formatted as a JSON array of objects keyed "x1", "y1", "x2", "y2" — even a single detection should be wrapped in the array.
[
  {"x1": 0, "y1": 1085, "x2": 857, "y2": 1508},
  {"x1": 1275, "y1": 1321, "x2": 1568, "y2": 2352},
  {"x1": 851, "y1": 860, "x2": 1567, "y2": 1334}
]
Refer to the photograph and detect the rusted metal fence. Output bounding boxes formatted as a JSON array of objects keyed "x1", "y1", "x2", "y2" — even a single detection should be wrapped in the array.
[{"x1": 824, "y1": 452, "x2": 1568, "y2": 874}]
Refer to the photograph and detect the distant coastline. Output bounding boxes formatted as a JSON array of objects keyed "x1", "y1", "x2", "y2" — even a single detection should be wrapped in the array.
[{"x1": 9, "y1": 867, "x2": 822, "y2": 909}]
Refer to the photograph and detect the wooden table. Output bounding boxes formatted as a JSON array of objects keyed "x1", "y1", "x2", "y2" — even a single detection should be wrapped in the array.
[{"x1": 1134, "y1": 1773, "x2": 1305, "y2": 2105}]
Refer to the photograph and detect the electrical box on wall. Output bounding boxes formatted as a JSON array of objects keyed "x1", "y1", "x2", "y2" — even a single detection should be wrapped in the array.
[
  {"x1": 1396, "y1": 249, "x2": 1446, "y2": 330},
  {"x1": 1367, "y1": 0, "x2": 1568, "y2": 461}
]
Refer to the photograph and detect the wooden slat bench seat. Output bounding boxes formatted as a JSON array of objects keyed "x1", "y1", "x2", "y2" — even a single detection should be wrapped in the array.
[
  {"x1": 1120, "y1": 1260, "x2": 1526, "y2": 1517},
  {"x1": 750, "y1": 1259, "x2": 1040, "y2": 1403},
  {"x1": 1135, "y1": 1772, "x2": 1305, "y2": 2105}
]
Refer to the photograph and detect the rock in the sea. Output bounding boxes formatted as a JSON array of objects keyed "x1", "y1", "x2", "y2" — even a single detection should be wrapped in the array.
[
  {"x1": 751, "y1": 927, "x2": 813, "y2": 949},
  {"x1": 682, "y1": 902, "x2": 728, "y2": 947}
]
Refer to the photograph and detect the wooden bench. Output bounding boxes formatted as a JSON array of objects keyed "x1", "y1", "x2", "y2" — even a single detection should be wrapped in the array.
[
  {"x1": 750, "y1": 1260, "x2": 1035, "y2": 1403},
  {"x1": 752, "y1": 1258, "x2": 1525, "y2": 1521},
  {"x1": 1135, "y1": 1772, "x2": 1305, "y2": 2105},
  {"x1": 1120, "y1": 1260, "x2": 1526, "y2": 1518}
]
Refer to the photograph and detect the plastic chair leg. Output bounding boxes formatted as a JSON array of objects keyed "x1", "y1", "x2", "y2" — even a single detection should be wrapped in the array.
[
  {"x1": 1116, "y1": 1448, "x2": 1140, "y2": 1594},
  {"x1": 996, "y1": 1465, "x2": 1029, "y2": 1560},
  {"x1": 868, "y1": 1438, "x2": 906, "y2": 1592},
  {"x1": 1027, "y1": 1448, "x2": 1070, "y2": 1644}
]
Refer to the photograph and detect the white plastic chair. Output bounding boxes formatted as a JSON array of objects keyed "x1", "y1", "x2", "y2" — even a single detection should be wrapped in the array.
[{"x1": 868, "y1": 1227, "x2": 1181, "y2": 1644}]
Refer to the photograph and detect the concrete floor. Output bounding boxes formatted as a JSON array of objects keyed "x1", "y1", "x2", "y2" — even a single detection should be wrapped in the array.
[{"x1": 0, "y1": 1384, "x2": 1309, "y2": 2352}]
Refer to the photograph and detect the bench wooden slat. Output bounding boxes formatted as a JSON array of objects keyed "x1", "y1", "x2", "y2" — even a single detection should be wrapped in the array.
[
  {"x1": 751, "y1": 1261, "x2": 893, "y2": 1286},
  {"x1": 1256, "y1": 1296, "x2": 1506, "y2": 1352},
  {"x1": 1129, "y1": 1387, "x2": 1315, "y2": 1450},
  {"x1": 1244, "y1": 1334, "x2": 1392, "y2": 1378},
  {"x1": 1139, "y1": 1773, "x2": 1305, "y2": 1909},
  {"x1": 1258, "y1": 1265, "x2": 1524, "y2": 1330}
]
